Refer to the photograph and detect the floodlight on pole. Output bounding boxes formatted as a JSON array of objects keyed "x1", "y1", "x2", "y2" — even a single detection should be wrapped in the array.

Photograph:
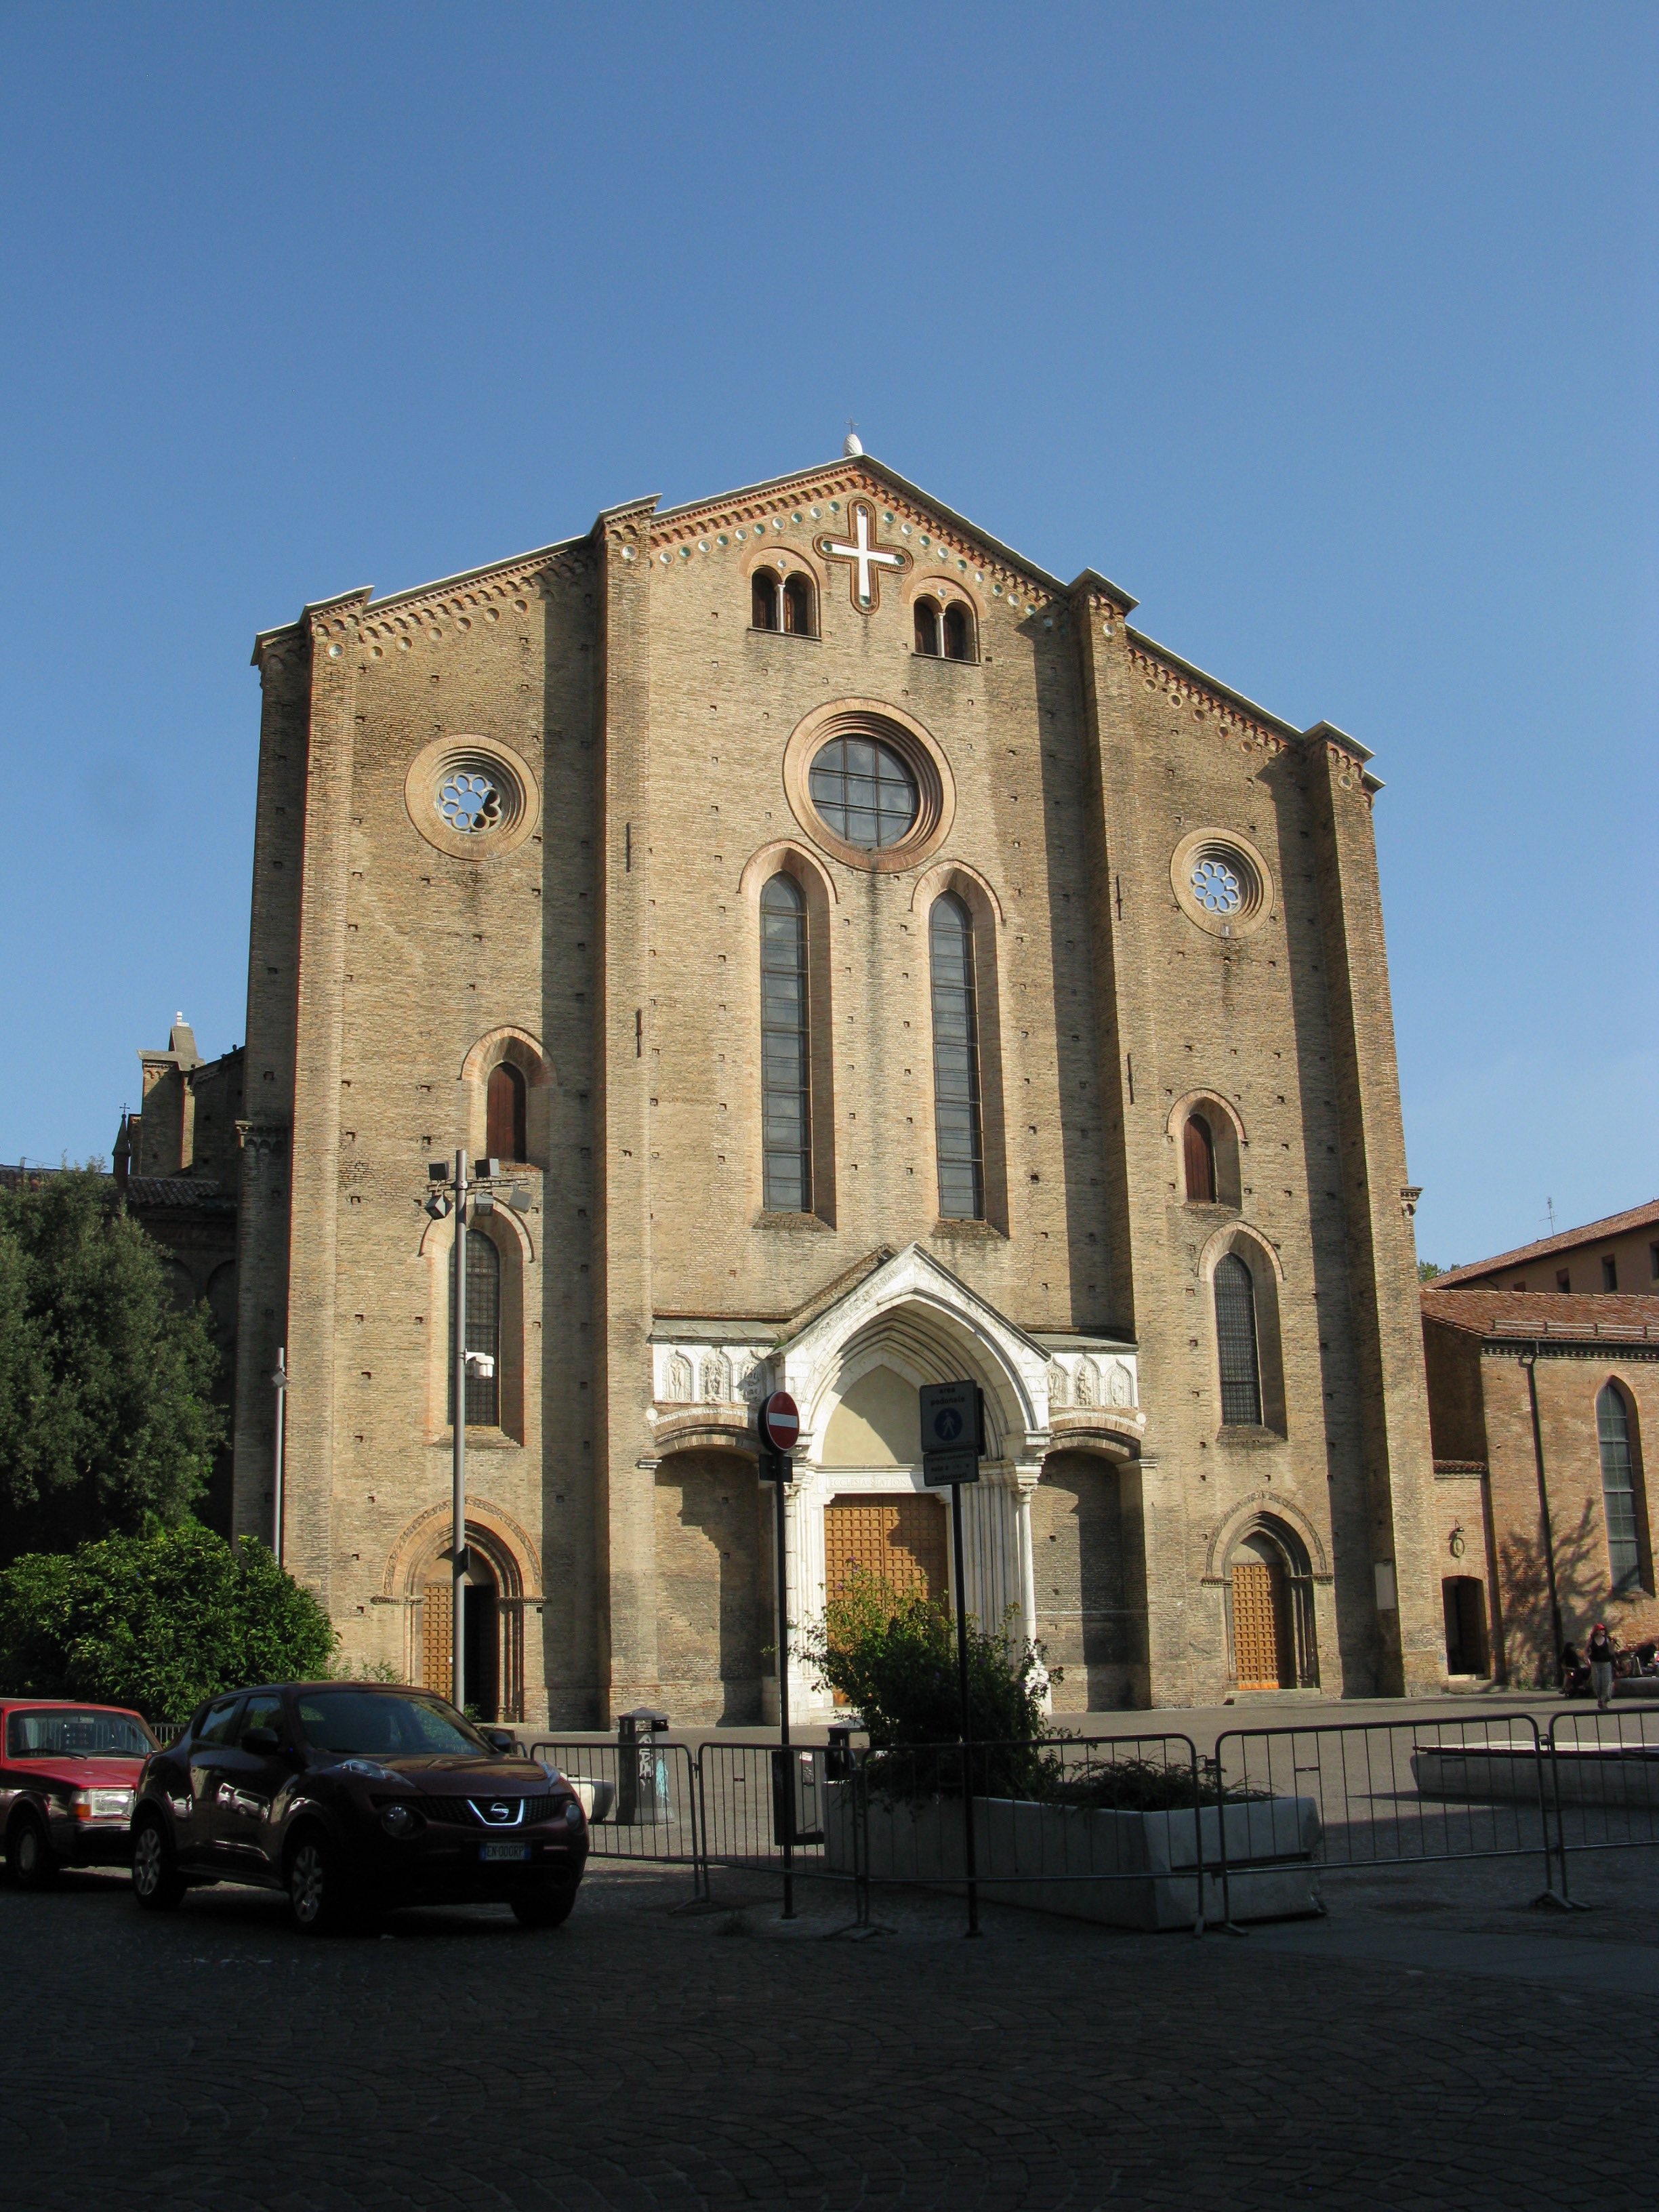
[{"x1": 269, "y1": 1347, "x2": 289, "y2": 1566}]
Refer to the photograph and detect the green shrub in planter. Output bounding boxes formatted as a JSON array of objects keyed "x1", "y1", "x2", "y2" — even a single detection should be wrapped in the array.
[{"x1": 801, "y1": 1570, "x2": 1054, "y2": 1799}]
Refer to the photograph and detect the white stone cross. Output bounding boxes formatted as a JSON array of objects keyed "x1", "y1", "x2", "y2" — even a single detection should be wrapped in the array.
[{"x1": 818, "y1": 498, "x2": 908, "y2": 612}]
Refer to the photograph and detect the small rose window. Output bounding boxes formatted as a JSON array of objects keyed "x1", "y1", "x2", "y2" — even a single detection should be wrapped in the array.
[
  {"x1": 1191, "y1": 857, "x2": 1242, "y2": 914},
  {"x1": 437, "y1": 769, "x2": 504, "y2": 835}
]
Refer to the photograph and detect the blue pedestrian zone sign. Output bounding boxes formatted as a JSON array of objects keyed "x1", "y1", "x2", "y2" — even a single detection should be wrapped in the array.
[{"x1": 920, "y1": 1380, "x2": 981, "y2": 1487}]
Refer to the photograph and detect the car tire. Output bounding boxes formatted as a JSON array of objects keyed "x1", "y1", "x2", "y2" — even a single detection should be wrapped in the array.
[
  {"x1": 511, "y1": 1883, "x2": 577, "y2": 1929},
  {"x1": 8, "y1": 1810, "x2": 57, "y2": 1890},
  {"x1": 131, "y1": 1815, "x2": 186, "y2": 1911},
  {"x1": 287, "y1": 1830, "x2": 352, "y2": 1935}
]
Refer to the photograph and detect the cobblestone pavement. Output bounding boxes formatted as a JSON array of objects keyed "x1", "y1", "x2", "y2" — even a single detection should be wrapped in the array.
[{"x1": 7, "y1": 1851, "x2": 1659, "y2": 2211}]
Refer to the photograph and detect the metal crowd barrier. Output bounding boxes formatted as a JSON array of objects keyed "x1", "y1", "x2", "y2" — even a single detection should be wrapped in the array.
[
  {"x1": 529, "y1": 1711, "x2": 1659, "y2": 1933},
  {"x1": 1545, "y1": 1706, "x2": 1659, "y2": 1900}
]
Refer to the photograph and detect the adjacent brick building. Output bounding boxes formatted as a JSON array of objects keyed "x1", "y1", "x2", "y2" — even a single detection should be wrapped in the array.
[
  {"x1": 230, "y1": 448, "x2": 1444, "y2": 1723},
  {"x1": 1422, "y1": 1286, "x2": 1659, "y2": 1685}
]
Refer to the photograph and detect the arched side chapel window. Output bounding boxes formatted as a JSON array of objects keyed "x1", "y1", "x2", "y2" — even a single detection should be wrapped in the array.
[
  {"x1": 1214, "y1": 1252, "x2": 1263, "y2": 1426},
  {"x1": 1184, "y1": 1113, "x2": 1217, "y2": 1204},
  {"x1": 760, "y1": 874, "x2": 811, "y2": 1212},
  {"x1": 929, "y1": 892, "x2": 984, "y2": 1220},
  {"x1": 486, "y1": 1061, "x2": 527, "y2": 1164},
  {"x1": 1597, "y1": 1382, "x2": 1647, "y2": 1593},
  {"x1": 449, "y1": 1231, "x2": 501, "y2": 1428}
]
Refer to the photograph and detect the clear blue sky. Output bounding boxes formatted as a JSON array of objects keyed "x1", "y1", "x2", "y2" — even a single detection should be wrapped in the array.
[{"x1": 1, "y1": 2, "x2": 1652, "y2": 1268}]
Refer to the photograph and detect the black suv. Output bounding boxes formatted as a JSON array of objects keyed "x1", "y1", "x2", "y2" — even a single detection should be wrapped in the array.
[{"x1": 130, "y1": 1682, "x2": 588, "y2": 1933}]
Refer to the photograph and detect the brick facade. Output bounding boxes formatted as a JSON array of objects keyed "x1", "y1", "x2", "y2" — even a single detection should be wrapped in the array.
[{"x1": 231, "y1": 453, "x2": 1443, "y2": 1723}]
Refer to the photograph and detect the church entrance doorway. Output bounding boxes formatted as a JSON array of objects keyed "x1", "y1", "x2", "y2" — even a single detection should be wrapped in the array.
[
  {"x1": 823, "y1": 1492, "x2": 948, "y2": 1704},
  {"x1": 1226, "y1": 1521, "x2": 1318, "y2": 1691},
  {"x1": 420, "y1": 1551, "x2": 503, "y2": 1719}
]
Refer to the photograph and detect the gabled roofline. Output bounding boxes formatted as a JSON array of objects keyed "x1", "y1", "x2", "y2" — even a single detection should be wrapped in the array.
[
  {"x1": 655, "y1": 452, "x2": 1072, "y2": 596},
  {"x1": 251, "y1": 535, "x2": 587, "y2": 661},
  {"x1": 1124, "y1": 631, "x2": 1380, "y2": 779}
]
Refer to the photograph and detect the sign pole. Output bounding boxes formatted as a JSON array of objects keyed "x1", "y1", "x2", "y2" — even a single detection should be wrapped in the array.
[
  {"x1": 950, "y1": 1475, "x2": 981, "y2": 1938},
  {"x1": 756, "y1": 1389, "x2": 802, "y2": 1923},
  {"x1": 772, "y1": 1450, "x2": 795, "y2": 1921},
  {"x1": 451, "y1": 1148, "x2": 468, "y2": 1717}
]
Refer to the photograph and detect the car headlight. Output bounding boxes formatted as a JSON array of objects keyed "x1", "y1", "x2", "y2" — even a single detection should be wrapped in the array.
[
  {"x1": 331, "y1": 1759, "x2": 399, "y2": 1782},
  {"x1": 380, "y1": 1801, "x2": 423, "y2": 1838},
  {"x1": 71, "y1": 1786, "x2": 135, "y2": 1822},
  {"x1": 538, "y1": 1761, "x2": 562, "y2": 1786},
  {"x1": 563, "y1": 1799, "x2": 584, "y2": 1827}
]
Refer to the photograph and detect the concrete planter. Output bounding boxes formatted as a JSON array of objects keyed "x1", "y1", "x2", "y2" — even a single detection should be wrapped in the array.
[
  {"x1": 1413, "y1": 1741, "x2": 1659, "y2": 1809},
  {"x1": 824, "y1": 1786, "x2": 1322, "y2": 1931}
]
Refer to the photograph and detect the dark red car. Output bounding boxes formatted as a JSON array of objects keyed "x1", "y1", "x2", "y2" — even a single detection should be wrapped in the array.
[
  {"x1": 130, "y1": 1681, "x2": 589, "y2": 1933},
  {"x1": 1, "y1": 1699, "x2": 159, "y2": 1887}
]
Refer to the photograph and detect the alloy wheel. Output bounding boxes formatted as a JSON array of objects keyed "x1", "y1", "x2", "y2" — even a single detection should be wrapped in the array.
[
  {"x1": 132, "y1": 1824, "x2": 162, "y2": 1900},
  {"x1": 290, "y1": 1841, "x2": 327, "y2": 1929}
]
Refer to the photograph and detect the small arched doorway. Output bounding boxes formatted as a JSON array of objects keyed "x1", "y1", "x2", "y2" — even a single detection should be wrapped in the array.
[
  {"x1": 417, "y1": 1524, "x2": 522, "y2": 1721},
  {"x1": 1226, "y1": 1519, "x2": 1319, "y2": 1690}
]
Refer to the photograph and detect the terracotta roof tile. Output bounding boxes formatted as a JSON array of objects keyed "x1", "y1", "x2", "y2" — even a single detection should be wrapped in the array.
[
  {"x1": 1431, "y1": 1199, "x2": 1659, "y2": 1286},
  {"x1": 1421, "y1": 1287, "x2": 1659, "y2": 1341}
]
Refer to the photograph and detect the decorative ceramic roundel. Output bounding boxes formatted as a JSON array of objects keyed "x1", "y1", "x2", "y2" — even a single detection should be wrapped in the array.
[
  {"x1": 1170, "y1": 829, "x2": 1273, "y2": 939},
  {"x1": 1190, "y1": 855, "x2": 1243, "y2": 914},
  {"x1": 405, "y1": 737, "x2": 539, "y2": 860}
]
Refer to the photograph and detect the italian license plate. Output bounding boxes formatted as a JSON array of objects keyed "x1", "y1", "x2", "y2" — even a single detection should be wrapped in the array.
[{"x1": 480, "y1": 1841, "x2": 531, "y2": 1863}]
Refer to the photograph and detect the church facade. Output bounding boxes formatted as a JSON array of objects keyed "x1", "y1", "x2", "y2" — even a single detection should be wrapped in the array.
[{"x1": 230, "y1": 451, "x2": 1444, "y2": 1723}]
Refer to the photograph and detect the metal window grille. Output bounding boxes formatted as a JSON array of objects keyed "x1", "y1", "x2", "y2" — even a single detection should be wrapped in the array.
[
  {"x1": 1214, "y1": 1254, "x2": 1262, "y2": 1425},
  {"x1": 930, "y1": 893, "x2": 984, "y2": 1221},
  {"x1": 760, "y1": 874, "x2": 811, "y2": 1212},
  {"x1": 449, "y1": 1231, "x2": 501, "y2": 1427},
  {"x1": 1598, "y1": 1382, "x2": 1642, "y2": 1593},
  {"x1": 807, "y1": 735, "x2": 918, "y2": 850}
]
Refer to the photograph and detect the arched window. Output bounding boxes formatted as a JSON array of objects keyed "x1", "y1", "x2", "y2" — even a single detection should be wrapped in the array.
[
  {"x1": 1598, "y1": 1382, "x2": 1644, "y2": 1593},
  {"x1": 450, "y1": 1231, "x2": 501, "y2": 1428},
  {"x1": 929, "y1": 893, "x2": 984, "y2": 1220},
  {"x1": 1184, "y1": 1113, "x2": 1217, "y2": 1204},
  {"x1": 486, "y1": 1061, "x2": 527, "y2": 1164},
  {"x1": 1214, "y1": 1254, "x2": 1262, "y2": 1426},
  {"x1": 782, "y1": 573, "x2": 816, "y2": 636},
  {"x1": 942, "y1": 602, "x2": 974, "y2": 661},
  {"x1": 760, "y1": 874, "x2": 811, "y2": 1212},
  {"x1": 752, "y1": 569, "x2": 781, "y2": 631},
  {"x1": 914, "y1": 596, "x2": 942, "y2": 656}
]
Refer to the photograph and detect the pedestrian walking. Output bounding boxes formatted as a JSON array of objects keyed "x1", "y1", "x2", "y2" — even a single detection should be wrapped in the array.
[{"x1": 1586, "y1": 1621, "x2": 1618, "y2": 1709}]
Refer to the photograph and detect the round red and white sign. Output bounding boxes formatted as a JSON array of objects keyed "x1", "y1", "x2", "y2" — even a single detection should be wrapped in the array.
[{"x1": 759, "y1": 1391, "x2": 800, "y2": 1453}]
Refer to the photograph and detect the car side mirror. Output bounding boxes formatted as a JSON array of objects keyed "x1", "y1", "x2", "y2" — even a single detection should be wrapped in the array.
[
  {"x1": 480, "y1": 1727, "x2": 516, "y2": 1755},
  {"x1": 242, "y1": 1727, "x2": 281, "y2": 1755}
]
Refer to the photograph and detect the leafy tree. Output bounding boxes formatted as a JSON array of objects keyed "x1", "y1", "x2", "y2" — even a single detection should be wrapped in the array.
[
  {"x1": 800, "y1": 1570, "x2": 1052, "y2": 1797},
  {"x1": 1418, "y1": 1260, "x2": 1445, "y2": 1284},
  {"x1": 0, "y1": 1168, "x2": 223, "y2": 1561},
  {"x1": 0, "y1": 1522, "x2": 337, "y2": 1721}
]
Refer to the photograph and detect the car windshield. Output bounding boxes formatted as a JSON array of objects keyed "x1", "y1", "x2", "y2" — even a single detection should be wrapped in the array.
[
  {"x1": 7, "y1": 1709, "x2": 155, "y2": 1760},
  {"x1": 293, "y1": 1691, "x2": 489, "y2": 1759}
]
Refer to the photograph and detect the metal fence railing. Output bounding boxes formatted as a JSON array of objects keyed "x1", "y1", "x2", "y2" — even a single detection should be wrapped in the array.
[
  {"x1": 525, "y1": 1711, "x2": 1659, "y2": 1934},
  {"x1": 1546, "y1": 1706, "x2": 1659, "y2": 1900}
]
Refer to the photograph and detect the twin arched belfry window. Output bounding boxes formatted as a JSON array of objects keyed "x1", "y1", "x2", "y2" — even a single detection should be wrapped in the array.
[
  {"x1": 752, "y1": 569, "x2": 817, "y2": 636},
  {"x1": 914, "y1": 596, "x2": 975, "y2": 661},
  {"x1": 757, "y1": 876, "x2": 986, "y2": 1222}
]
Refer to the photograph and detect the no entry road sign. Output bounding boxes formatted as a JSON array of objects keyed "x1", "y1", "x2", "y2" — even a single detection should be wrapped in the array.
[
  {"x1": 920, "y1": 1380, "x2": 981, "y2": 1486},
  {"x1": 758, "y1": 1391, "x2": 800, "y2": 1455}
]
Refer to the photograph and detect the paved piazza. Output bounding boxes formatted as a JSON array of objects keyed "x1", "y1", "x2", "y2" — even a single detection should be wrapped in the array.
[{"x1": 8, "y1": 1841, "x2": 1659, "y2": 2210}]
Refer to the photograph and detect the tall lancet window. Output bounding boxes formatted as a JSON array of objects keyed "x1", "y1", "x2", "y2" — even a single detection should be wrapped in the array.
[
  {"x1": 760, "y1": 874, "x2": 811, "y2": 1212},
  {"x1": 1214, "y1": 1254, "x2": 1263, "y2": 1426},
  {"x1": 449, "y1": 1231, "x2": 501, "y2": 1428},
  {"x1": 929, "y1": 893, "x2": 984, "y2": 1220}
]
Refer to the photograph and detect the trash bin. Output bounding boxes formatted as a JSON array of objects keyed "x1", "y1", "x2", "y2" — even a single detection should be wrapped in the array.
[{"x1": 617, "y1": 1706, "x2": 670, "y2": 1824}]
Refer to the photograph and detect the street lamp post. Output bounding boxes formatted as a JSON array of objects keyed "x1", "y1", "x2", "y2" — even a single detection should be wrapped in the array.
[{"x1": 422, "y1": 1153, "x2": 529, "y2": 1715}]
